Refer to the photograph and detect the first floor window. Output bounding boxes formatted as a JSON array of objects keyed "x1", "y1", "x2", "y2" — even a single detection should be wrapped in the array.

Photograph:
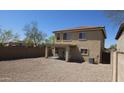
[{"x1": 80, "y1": 49, "x2": 88, "y2": 55}]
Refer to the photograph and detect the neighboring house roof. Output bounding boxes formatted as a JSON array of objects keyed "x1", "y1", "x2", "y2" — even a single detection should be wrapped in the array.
[
  {"x1": 53, "y1": 26, "x2": 106, "y2": 38},
  {"x1": 115, "y1": 23, "x2": 124, "y2": 40}
]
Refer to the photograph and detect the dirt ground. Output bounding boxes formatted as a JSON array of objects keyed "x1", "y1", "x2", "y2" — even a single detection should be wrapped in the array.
[{"x1": 0, "y1": 57, "x2": 112, "y2": 82}]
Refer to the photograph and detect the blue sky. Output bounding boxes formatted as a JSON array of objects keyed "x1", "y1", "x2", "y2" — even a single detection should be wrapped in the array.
[{"x1": 0, "y1": 10, "x2": 120, "y2": 48}]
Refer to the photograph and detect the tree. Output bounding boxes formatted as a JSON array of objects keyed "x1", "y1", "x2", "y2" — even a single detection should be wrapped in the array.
[
  {"x1": 0, "y1": 30, "x2": 13, "y2": 43},
  {"x1": 13, "y1": 33, "x2": 20, "y2": 42},
  {"x1": 109, "y1": 44, "x2": 117, "y2": 50},
  {"x1": 0, "y1": 29, "x2": 20, "y2": 46},
  {"x1": 45, "y1": 35, "x2": 55, "y2": 44},
  {"x1": 105, "y1": 11, "x2": 124, "y2": 26},
  {"x1": 23, "y1": 22, "x2": 46, "y2": 46}
]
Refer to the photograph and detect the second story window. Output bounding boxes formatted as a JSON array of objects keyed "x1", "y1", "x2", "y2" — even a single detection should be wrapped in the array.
[
  {"x1": 63, "y1": 33, "x2": 67, "y2": 40},
  {"x1": 56, "y1": 33, "x2": 60, "y2": 40},
  {"x1": 79, "y1": 32, "x2": 86, "y2": 40},
  {"x1": 63, "y1": 33, "x2": 71, "y2": 40}
]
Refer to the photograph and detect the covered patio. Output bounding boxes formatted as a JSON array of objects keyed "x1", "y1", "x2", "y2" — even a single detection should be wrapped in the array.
[{"x1": 45, "y1": 44, "x2": 77, "y2": 62}]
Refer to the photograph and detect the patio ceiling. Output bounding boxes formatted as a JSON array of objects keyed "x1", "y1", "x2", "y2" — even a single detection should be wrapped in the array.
[{"x1": 46, "y1": 44, "x2": 77, "y2": 48}]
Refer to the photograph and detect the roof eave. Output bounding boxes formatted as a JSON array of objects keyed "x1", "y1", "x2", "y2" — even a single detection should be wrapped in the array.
[
  {"x1": 115, "y1": 23, "x2": 124, "y2": 40},
  {"x1": 53, "y1": 27, "x2": 104, "y2": 32},
  {"x1": 53, "y1": 27, "x2": 107, "y2": 39}
]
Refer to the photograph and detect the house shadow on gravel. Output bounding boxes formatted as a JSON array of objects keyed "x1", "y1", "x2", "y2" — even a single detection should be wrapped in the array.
[{"x1": 51, "y1": 57, "x2": 84, "y2": 64}]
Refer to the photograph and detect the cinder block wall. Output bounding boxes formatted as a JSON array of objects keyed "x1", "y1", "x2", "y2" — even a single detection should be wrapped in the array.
[
  {"x1": 112, "y1": 51, "x2": 124, "y2": 82},
  {"x1": 0, "y1": 46, "x2": 45, "y2": 60},
  {"x1": 111, "y1": 51, "x2": 117, "y2": 82}
]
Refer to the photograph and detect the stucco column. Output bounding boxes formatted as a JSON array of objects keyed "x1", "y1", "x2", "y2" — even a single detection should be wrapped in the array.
[
  {"x1": 65, "y1": 46, "x2": 70, "y2": 62},
  {"x1": 45, "y1": 46, "x2": 48, "y2": 58},
  {"x1": 53, "y1": 47, "x2": 56, "y2": 57},
  {"x1": 112, "y1": 51, "x2": 118, "y2": 82}
]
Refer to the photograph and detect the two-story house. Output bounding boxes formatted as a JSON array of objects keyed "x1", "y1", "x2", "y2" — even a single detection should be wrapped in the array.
[
  {"x1": 45, "y1": 26, "x2": 106, "y2": 63},
  {"x1": 115, "y1": 23, "x2": 124, "y2": 52}
]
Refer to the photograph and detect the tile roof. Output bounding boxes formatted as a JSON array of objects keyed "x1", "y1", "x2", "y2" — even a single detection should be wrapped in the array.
[
  {"x1": 115, "y1": 23, "x2": 124, "y2": 40},
  {"x1": 53, "y1": 26, "x2": 106, "y2": 38}
]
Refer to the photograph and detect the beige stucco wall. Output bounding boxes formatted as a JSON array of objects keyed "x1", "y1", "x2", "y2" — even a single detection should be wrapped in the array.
[
  {"x1": 117, "y1": 30, "x2": 124, "y2": 52},
  {"x1": 54, "y1": 30, "x2": 105, "y2": 63},
  {"x1": 69, "y1": 41, "x2": 101, "y2": 63},
  {"x1": 117, "y1": 52, "x2": 124, "y2": 82}
]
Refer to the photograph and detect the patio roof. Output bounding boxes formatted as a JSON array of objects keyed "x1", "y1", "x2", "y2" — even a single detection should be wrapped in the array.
[
  {"x1": 55, "y1": 44, "x2": 76, "y2": 48},
  {"x1": 46, "y1": 44, "x2": 77, "y2": 48}
]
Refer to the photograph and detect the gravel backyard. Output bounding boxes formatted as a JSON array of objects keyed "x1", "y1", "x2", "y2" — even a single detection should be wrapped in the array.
[{"x1": 0, "y1": 57, "x2": 112, "y2": 82}]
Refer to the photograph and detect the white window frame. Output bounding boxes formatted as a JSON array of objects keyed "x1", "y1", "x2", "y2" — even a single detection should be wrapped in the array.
[
  {"x1": 79, "y1": 32, "x2": 86, "y2": 40},
  {"x1": 63, "y1": 32, "x2": 72, "y2": 40},
  {"x1": 80, "y1": 48, "x2": 89, "y2": 55}
]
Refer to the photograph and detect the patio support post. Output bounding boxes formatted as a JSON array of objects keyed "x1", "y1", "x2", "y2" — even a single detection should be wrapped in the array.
[
  {"x1": 65, "y1": 46, "x2": 70, "y2": 62},
  {"x1": 45, "y1": 46, "x2": 48, "y2": 58},
  {"x1": 53, "y1": 47, "x2": 56, "y2": 57}
]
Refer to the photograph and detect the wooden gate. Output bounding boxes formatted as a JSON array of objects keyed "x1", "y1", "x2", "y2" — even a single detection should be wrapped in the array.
[{"x1": 102, "y1": 51, "x2": 110, "y2": 64}]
